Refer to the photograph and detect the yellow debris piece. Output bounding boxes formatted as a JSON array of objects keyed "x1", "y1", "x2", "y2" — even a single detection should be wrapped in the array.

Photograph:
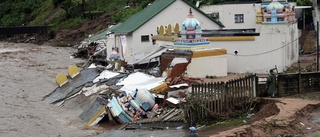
[
  {"x1": 192, "y1": 48, "x2": 227, "y2": 58},
  {"x1": 56, "y1": 73, "x2": 68, "y2": 87},
  {"x1": 151, "y1": 83, "x2": 168, "y2": 94},
  {"x1": 85, "y1": 107, "x2": 106, "y2": 127},
  {"x1": 68, "y1": 65, "x2": 80, "y2": 79}
]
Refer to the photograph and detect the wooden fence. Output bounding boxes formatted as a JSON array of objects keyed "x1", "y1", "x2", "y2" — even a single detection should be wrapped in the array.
[
  {"x1": 277, "y1": 72, "x2": 320, "y2": 96},
  {"x1": 190, "y1": 74, "x2": 257, "y2": 117}
]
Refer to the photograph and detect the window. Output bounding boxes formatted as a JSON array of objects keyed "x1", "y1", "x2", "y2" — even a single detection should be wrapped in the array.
[
  {"x1": 235, "y1": 14, "x2": 244, "y2": 23},
  {"x1": 141, "y1": 35, "x2": 149, "y2": 42},
  {"x1": 207, "y1": 12, "x2": 219, "y2": 20},
  {"x1": 277, "y1": 18, "x2": 284, "y2": 21},
  {"x1": 266, "y1": 18, "x2": 271, "y2": 22}
]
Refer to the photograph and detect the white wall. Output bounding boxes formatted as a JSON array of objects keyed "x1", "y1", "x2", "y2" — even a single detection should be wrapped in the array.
[
  {"x1": 201, "y1": 4, "x2": 260, "y2": 30},
  {"x1": 211, "y1": 24, "x2": 299, "y2": 73},
  {"x1": 187, "y1": 55, "x2": 227, "y2": 77}
]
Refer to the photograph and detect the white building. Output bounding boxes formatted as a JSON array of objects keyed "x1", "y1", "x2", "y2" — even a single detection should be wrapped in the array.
[
  {"x1": 109, "y1": 0, "x2": 224, "y2": 64},
  {"x1": 198, "y1": 0, "x2": 299, "y2": 73},
  {"x1": 88, "y1": 0, "x2": 300, "y2": 74}
]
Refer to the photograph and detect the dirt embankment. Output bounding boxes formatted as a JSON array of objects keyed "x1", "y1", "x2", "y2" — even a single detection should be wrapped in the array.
[
  {"x1": 55, "y1": 13, "x2": 114, "y2": 46},
  {"x1": 210, "y1": 98, "x2": 320, "y2": 137}
]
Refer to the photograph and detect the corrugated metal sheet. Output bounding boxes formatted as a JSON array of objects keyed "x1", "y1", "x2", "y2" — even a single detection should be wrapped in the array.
[{"x1": 44, "y1": 68, "x2": 100, "y2": 104}]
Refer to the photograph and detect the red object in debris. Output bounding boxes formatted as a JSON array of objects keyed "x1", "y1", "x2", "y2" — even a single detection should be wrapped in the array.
[{"x1": 178, "y1": 91, "x2": 186, "y2": 98}]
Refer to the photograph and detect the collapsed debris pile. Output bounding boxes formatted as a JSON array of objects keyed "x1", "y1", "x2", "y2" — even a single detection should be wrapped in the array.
[
  {"x1": 44, "y1": 50, "x2": 197, "y2": 130},
  {"x1": 45, "y1": 41, "x2": 256, "y2": 132}
]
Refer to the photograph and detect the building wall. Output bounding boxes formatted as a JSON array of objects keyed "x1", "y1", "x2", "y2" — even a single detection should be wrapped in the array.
[
  {"x1": 122, "y1": 0, "x2": 222, "y2": 63},
  {"x1": 201, "y1": 2, "x2": 297, "y2": 31},
  {"x1": 187, "y1": 55, "x2": 227, "y2": 77},
  {"x1": 109, "y1": 1, "x2": 299, "y2": 74},
  {"x1": 211, "y1": 24, "x2": 299, "y2": 73},
  {"x1": 201, "y1": 4, "x2": 260, "y2": 30}
]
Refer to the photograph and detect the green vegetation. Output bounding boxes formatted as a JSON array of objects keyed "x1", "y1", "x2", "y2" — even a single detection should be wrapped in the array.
[
  {"x1": 0, "y1": 0, "x2": 45, "y2": 26},
  {"x1": 214, "y1": 117, "x2": 247, "y2": 127},
  {"x1": 313, "y1": 133, "x2": 320, "y2": 137},
  {"x1": 0, "y1": 0, "x2": 154, "y2": 33},
  {"x1": 0, "y1": 0, "x2": 315, "y2": 37}
]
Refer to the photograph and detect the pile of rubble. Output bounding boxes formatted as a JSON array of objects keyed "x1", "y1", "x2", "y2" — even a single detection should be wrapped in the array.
[{"x1": 43, "y1": 45, "x2": 197, "y2": 130}]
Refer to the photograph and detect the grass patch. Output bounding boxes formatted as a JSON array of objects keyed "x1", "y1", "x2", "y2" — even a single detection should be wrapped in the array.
[{"x1": 214, "y1": 116, "x2": 248, "y2": 127}]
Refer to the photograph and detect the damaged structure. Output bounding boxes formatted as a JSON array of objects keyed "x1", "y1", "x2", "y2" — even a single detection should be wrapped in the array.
[
  {"x1": 45, "y1": 0, "x2": 302, "y2": 133},
  {"x1": 44, "y1": 63, "x2": 193, "y2": 129}
]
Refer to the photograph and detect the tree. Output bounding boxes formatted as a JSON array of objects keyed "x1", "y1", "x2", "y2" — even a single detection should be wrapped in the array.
[
  {"x1": 61, "y1": 0, "x2": 73, "y2": 18},
  {"x1": 186, "y1": 0, "x2": 223, "y2": 7},
  {"x1": 52, "y1": 0, "x2": 65, "y2": 7},
  {"x1": 80, "y1": 0, "x2": 86, "y2": 15}
]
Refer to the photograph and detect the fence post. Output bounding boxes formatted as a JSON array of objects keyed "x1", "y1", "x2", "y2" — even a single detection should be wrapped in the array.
[
  {"x1": 225, "y1": 82, "x2": 229, "y2": 109},
  {"x1": 218, "y1": 82, "x2": 221, "y2": 113},
  {"x1": 221, "y1": 82, "x2": 226, "y2": 111},
  {"x1": 215, "y1": 82, "x2": 218, "y2": 113},
  {"x1": 253, "y1": 75, "x2": 257, "y2": 97},
  {"x1": 298, "y1": 60, "x2": 302, "y2": 94}
]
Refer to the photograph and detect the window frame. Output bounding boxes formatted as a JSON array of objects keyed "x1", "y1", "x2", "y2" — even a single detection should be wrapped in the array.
[
  {"x1": 234, "y1": 14, "x2": 244, "y2": 23},
  {"x1": 141, "y1": 35, "x2": 150, "y2": 42}
]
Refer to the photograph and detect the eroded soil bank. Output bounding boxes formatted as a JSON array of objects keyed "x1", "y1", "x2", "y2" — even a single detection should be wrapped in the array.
[{"x1": 209, "y1": 98, "x2": 320, "y2": 137}]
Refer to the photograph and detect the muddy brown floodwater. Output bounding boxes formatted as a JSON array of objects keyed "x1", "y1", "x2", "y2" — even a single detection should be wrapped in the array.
[
  {"x1": 0, "y1": 42, "x2": 95, "y2": 137},
  {"x1": 0, "y1": 42, "x2": 188, "y2": 137}
]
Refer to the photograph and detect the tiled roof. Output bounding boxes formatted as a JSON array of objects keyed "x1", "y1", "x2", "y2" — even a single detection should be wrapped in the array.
[{"x1": 112, "y1": 0, "x2": 224, "y2": 35}]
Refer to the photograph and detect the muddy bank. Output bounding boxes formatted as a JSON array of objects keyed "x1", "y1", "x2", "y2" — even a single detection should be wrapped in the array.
[{"x1": 210, "y1": 98, "x2": 320, "y2": 137}]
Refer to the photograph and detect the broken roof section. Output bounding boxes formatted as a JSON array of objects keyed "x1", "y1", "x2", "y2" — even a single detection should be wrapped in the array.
[{"x1": 44, "y1": 68, "x2": 100, "y2": 104}]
